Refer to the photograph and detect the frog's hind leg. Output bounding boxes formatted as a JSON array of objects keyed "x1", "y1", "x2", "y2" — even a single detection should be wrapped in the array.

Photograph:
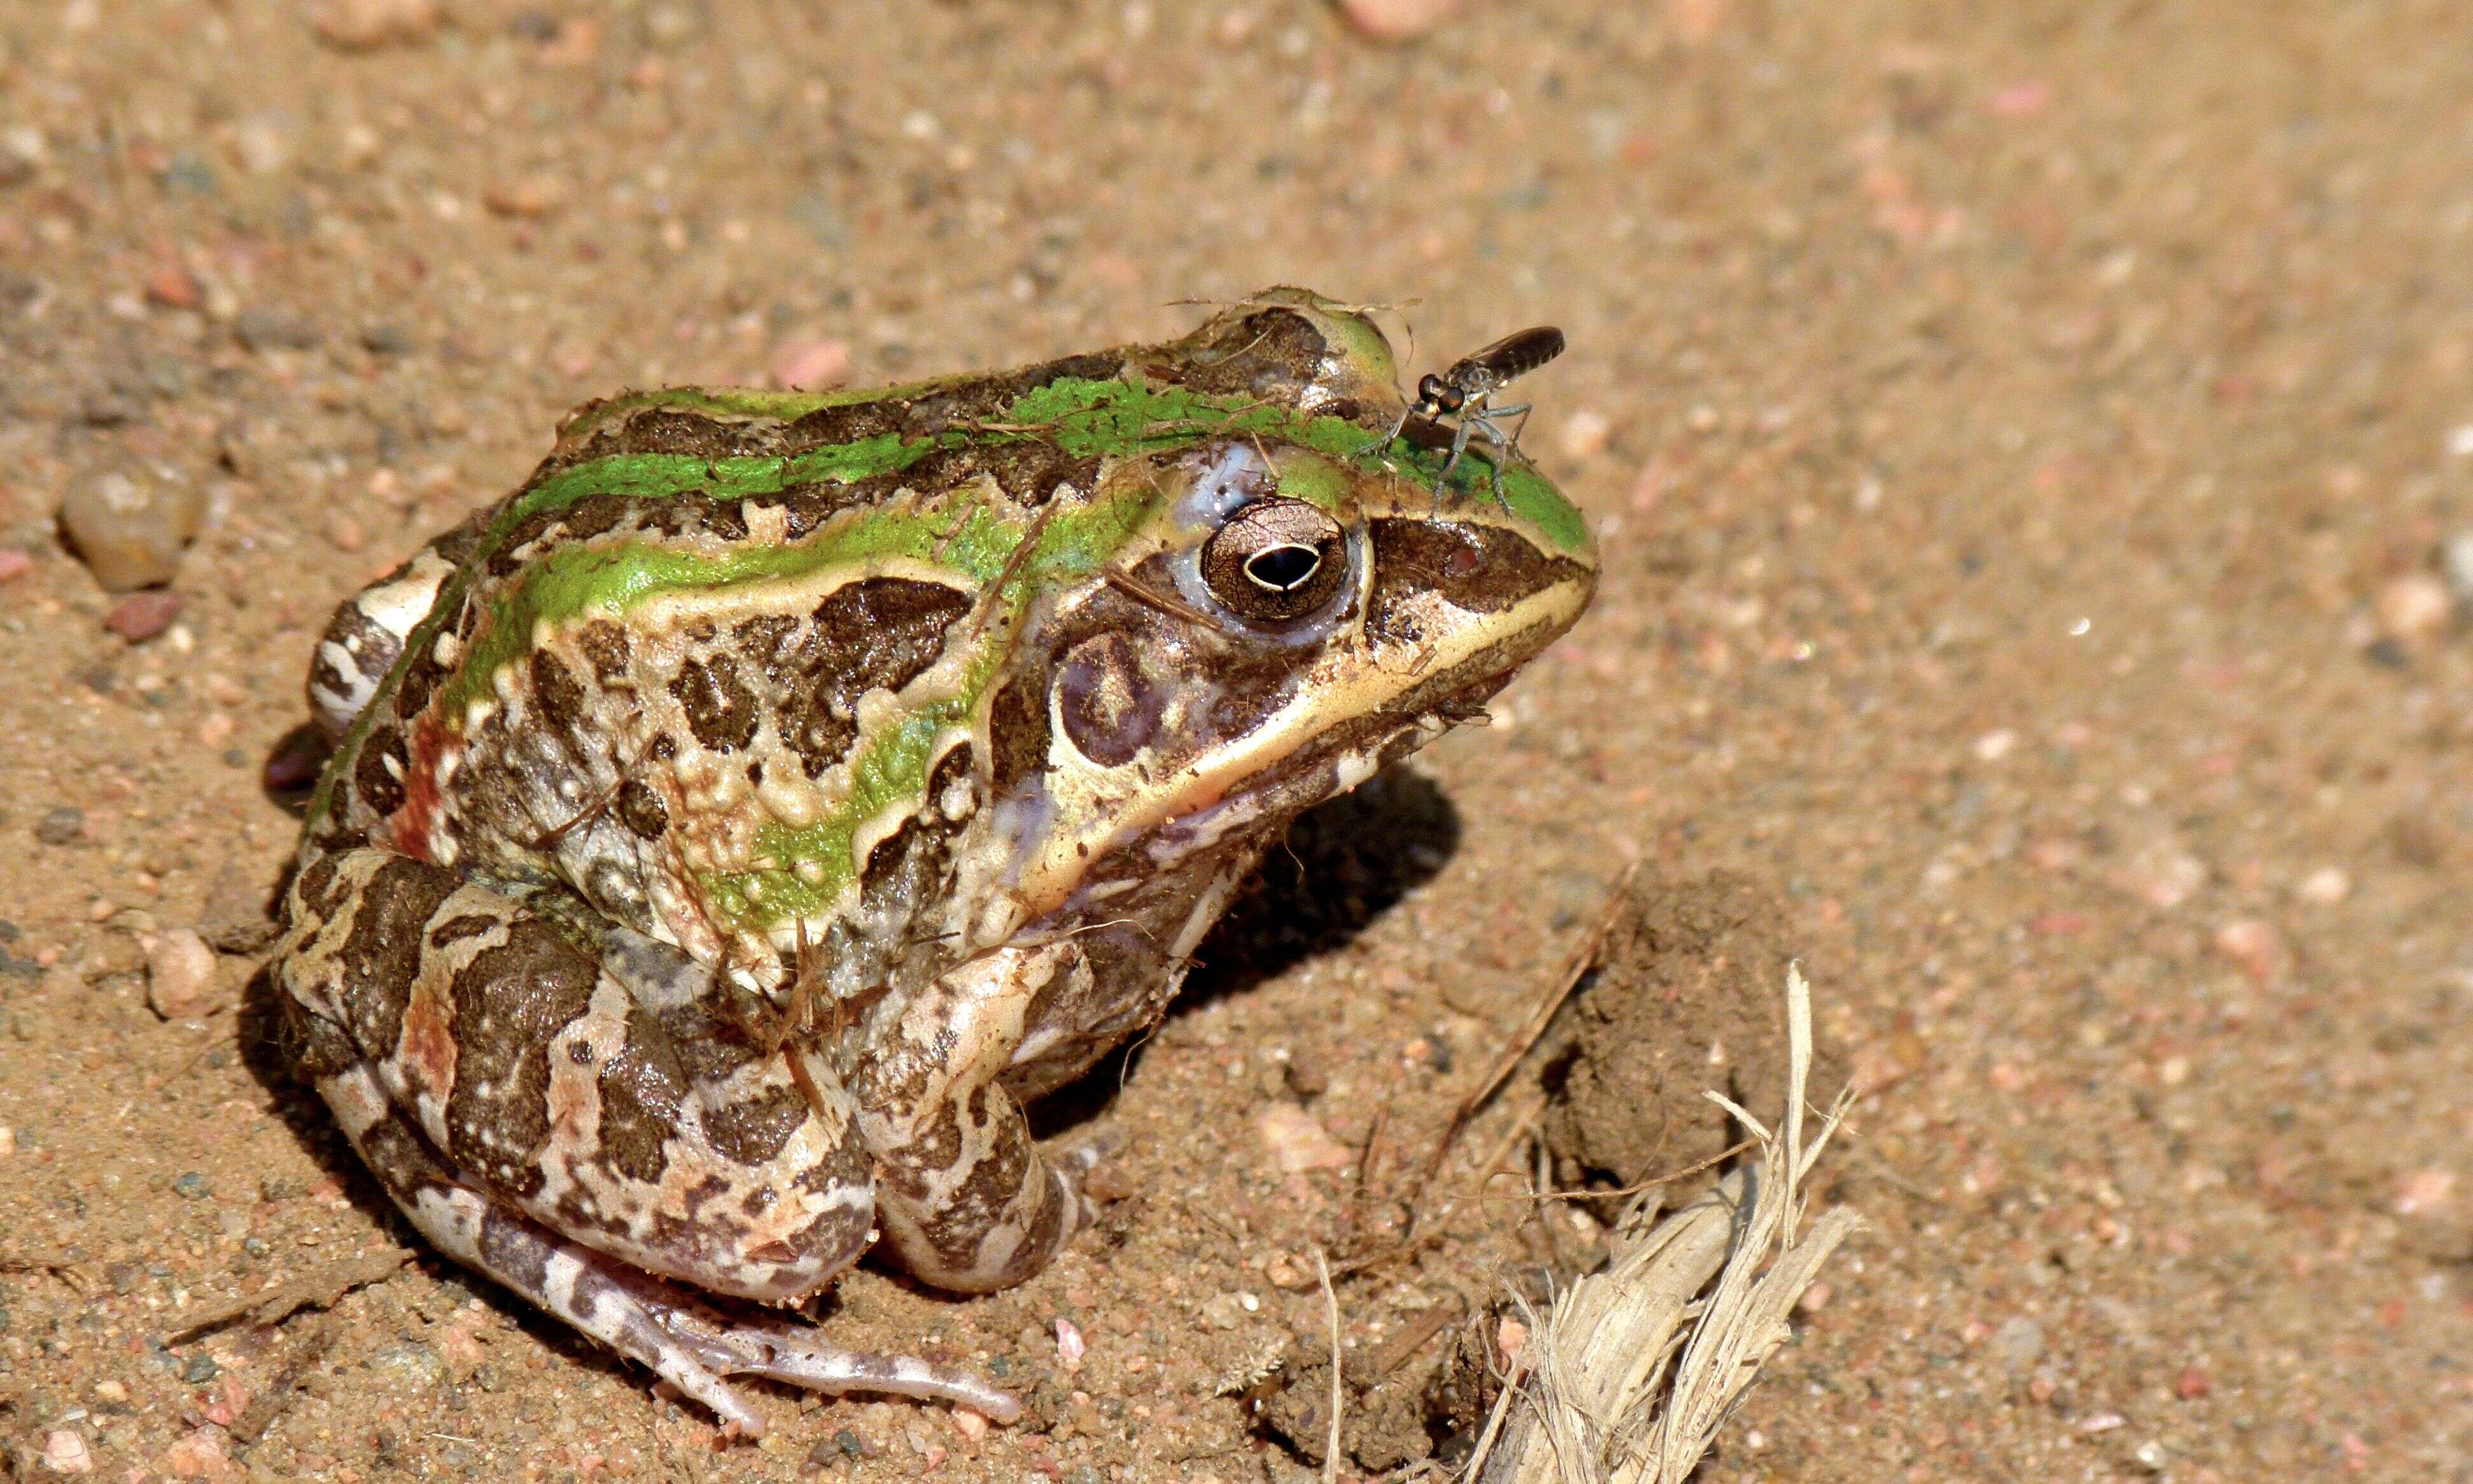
[
  {"x1": 313, "y1": 1062, "x2": 1018, "y2": 1436},
  {"x1": 275, "y1": 847, "x2": 1020, "y2": 1431}
]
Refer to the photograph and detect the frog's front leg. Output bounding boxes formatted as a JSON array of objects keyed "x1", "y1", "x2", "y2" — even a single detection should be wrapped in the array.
[
  {"x1": 275, "y1": 848, "x2": 1018, "y2": 1431},
  {"x1": 849, "y1": 944, "x2": 1101, "y2": 1293}
]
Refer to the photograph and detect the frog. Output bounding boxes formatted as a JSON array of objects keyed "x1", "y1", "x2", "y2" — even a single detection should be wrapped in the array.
[{"x1": 268, "y1": 288, "x2": 1597, "y2": 1436}]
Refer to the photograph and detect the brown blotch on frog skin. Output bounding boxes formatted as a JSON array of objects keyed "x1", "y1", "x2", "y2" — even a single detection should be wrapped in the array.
[
  {"x1": 442, "y1": 919, "x2": 601, "y2": 1197},
  {"x1": 484, "y1": 495, "x2": 632, "y2": 578},
  {"x1": 1055, "y1": 631, "x2": 1167, "y2": 768},
  {"x1": 895, "y1": 351, "x2": 1121, "y2": 440},
  {"x1": 670, "y1": 653, "x2": 761, "y2": 751},
  {"x1": 592, "y1": 1032, "x2": 680, "y2": 1187},
  {"x1": 577, "y1": 620, "x2": 632, "y2": 684},
  {"x1": 700, "y1": 1083, "x2": 809, "y2": 1167},
  {"x1": 1139, "y1": 308, "x2": 1333, "y2": 402},
  {"x1": 278, "y1": 996, "x2": 363, "y2": 1080},
  {"x1": 1364, "y1": 519, "x2": 1595, "y2": 636},
  {"x1": 427, "y1": 912, "x2": 504, "y2": 951},
  {"x1": 984, "y1": 677, "x2": 1051, "y2": 800},
  {"x1": 393, "y1": 640, "x2": 450, "y2": 723},
  {"x1": 528, "y1": 650, "x2": 589, "y2": 735},
  {"x1": 335, "y1": 856, "x2": 461, "y2": 1059},
  {"x1": 754, "y1": 577, "x2": 973, "y2": 779},
  {"x1": 352, "y1": 724, "x2": 410, "y2": 819},
  {"x1": 616, "y1": 779, "x2": 669, "y2": 839},
  {"x1": 640, "y1": 497, "x2": 749, "y2": 544}
]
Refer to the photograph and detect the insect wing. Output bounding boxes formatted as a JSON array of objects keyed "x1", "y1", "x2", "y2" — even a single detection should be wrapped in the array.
[{"x1": 1454, "y1": 326, "x2": 1566, "y2": 391}]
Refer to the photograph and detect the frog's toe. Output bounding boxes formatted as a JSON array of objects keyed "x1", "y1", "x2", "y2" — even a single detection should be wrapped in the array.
[{"x1": 723, "y1": 1320, "x2": 1022, "y2": 1423}]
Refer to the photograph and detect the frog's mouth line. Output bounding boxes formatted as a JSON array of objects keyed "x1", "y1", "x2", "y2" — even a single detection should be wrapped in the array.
[{"x1": 1080, "y1": 610, "x2": 1562, "y2": 908}]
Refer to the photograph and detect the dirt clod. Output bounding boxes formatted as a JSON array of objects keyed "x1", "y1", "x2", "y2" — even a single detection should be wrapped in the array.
[
  {"x1": 196, "y1": 864, "x2": 282, "y2": 955},
  {"x1": 1541, "y1": 870, "x2": 1845, "y2": 1196}
]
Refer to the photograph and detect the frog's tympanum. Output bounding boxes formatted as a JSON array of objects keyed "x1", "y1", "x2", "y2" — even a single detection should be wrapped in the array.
[{"x1": 271, "y1": 290, "x2": 1596, "y2": 1432}]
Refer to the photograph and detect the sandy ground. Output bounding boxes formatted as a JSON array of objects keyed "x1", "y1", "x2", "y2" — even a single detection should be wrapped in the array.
[{"x1": 3, "y1": 1, "x2": 2471, "y2": 1480}]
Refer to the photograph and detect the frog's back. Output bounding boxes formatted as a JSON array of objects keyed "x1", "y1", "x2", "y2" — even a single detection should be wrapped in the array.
[{"x1": 303, "y1": 290, "x2": 1405, "y2": 760}]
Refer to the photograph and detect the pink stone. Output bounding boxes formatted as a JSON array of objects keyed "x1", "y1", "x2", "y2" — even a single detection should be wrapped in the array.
[
  {"x1": 1337, "y1": 0, "x2": 1457, "y2": 43},
  {"x1": 768, "y1": 336, "x2": 852, "y2": 391},
  {"x1": 105, "y1": 589, "x2": 185, "y2": 642}
]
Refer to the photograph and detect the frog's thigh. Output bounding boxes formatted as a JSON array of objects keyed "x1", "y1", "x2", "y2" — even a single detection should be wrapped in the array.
[
  {"x1": 849, "y1": 944, "x2": 1095, "y2": 1294},
  {"x1": 280, "y1": 847, "x2": 872, "y2": 1302}
]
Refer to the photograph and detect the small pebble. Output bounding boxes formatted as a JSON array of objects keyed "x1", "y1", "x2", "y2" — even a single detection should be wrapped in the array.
[
  {"x1": 2293, "y1": 866, "x2": 2351, "y2": 905},
  {"x1": 147, "y1": 928, "x2": 228, "y2": 1020},
  {"x1": 1558, "y1": 408, "x2": 1613, "y2": 461},
  {"x1": 311, "y1": 0, "x2": 440, "y2": 50},
  {"x1": 951, "y1": 1408, "x2": 988, "y2": 1441},
  {"x1": 768, "y1": 336, "x2": 851, "y2": 391},
  {"x1": 1337, "y1": 0, "x2": 1457, "y2": 41},
  {"x1": 1255, "y1": 1103, "x2": 1352, "y2": 1173},
  {"x1": 2114, "y1": 841, "x2": 2206, "y2": 911},
  {"x1": 1079, "y1": 1160, "x2": 1139, "y2": 1203},
  {"x1": 2444, "y1": 529, "x2": 2473, "y2": 601},
  {"x1": 233, "y1": 308, "x2": 321, "y2": 352},
  {"x1": 104, "y1": 590, "x2": 185, "y2": 643},
  {"x1": 483, "y1": 177, "x2": 566, "y2": 218},
  {"x1": 198, "y1": 865, "x2": 278, "y2": 953},
  {"x1": 0, "y1": 1125, "x2": 15, "y2": 1162},
  {"x1": 2174, "y1": 1365, "x2": 2212, "y2": 1400},
  {"x1": 1993, "y1": 1316, "x2": 2044, "y2": 1374},
  {"x1": 2374, "y1": 573, "x2": 2451, "y2": 644},
  {"x1": 2131, "y1": 1440, "x2": 2168, "y2": 1473},
  {"x1": 146, "y1": 259, "x2": 203, "y2": 311},
  {"x1": 182, "y1": 1351, "x2": 219, "y2": 1381},
  {"x1": 2395, "y1": 1168, "x2": 2455, "y2": 1215},
  {"x1": 0, "y1": 549, "x2": 32, "y2": 584},
  {"x1": 1986, "y1": 79, "x2": 2053, "y2": 118},
  {"x1": 2211, "y1": 918, "x2": 2289, "y2": 984},
  {"x1": 58, "y1": 470, "x2": 205, "y2": 591},
  {"x1": 36, "y1": 806, "x2": 85, "y2": 846},
  {"x1": 161, "y1": 1431, "x2": 231, "y2": 1478},
  {"x1": 1973, "y1": 728, "x2": 2017, "y2": 761},
  {"x1": 41, "y1": 1429, "x2": 92, "y2": 1474}
]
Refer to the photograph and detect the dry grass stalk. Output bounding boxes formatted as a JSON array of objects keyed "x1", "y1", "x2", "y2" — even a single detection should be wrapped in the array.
[{"x1": 1466, "y1": 965, "x2": 1860, "y2": 1484}]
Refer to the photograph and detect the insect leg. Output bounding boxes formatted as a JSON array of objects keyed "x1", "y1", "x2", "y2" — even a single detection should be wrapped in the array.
[
  {"x1": 1435, "y1": 415, "x2": 1475, "y2": 497},
  {"x1": 1491, "y1": 401, "x2": 1534, "y2": 455},
  {"x1": 1360, "y1": 406, "x2": 1414, "y2": 461}
]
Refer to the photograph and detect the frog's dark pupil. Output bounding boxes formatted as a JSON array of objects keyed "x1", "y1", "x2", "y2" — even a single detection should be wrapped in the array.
[{"x1": 1243, "y1": 544, "x2": 1321, "y2": 593}]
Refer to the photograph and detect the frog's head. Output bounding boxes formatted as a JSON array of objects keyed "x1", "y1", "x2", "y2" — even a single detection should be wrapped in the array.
[{"x1": 974, "y1": 297, "x2": 1598, "y2": 937}]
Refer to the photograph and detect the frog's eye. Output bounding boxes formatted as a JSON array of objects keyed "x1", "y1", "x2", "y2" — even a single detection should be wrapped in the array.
[{"x1": 1202, "y1": 498, "x2": 1347, "y2": 623}]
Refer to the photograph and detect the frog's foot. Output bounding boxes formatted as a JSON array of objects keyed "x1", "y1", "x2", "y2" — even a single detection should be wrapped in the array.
[{"x1": 370, "y1": 1135, "x2": 1018, "y2": 1436}]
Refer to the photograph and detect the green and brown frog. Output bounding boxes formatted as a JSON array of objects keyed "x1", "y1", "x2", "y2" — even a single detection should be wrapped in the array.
[{"x1": 268, "y1": 289, "x2": 1596, "y2": 1434}]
